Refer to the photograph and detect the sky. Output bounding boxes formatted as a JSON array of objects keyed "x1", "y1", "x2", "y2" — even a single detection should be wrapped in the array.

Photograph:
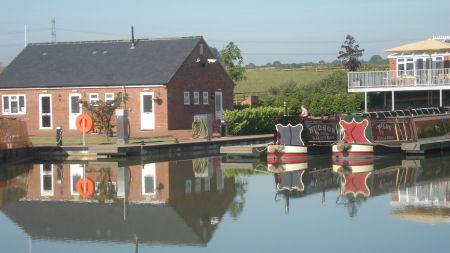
[{"x1": 0, "y1": 0, "x2": 449, "y2": 66}]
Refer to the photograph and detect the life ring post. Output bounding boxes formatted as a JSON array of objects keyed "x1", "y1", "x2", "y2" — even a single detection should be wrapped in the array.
[{"x1": 75, "y1": 114, "x2": 94, "y2": 146}]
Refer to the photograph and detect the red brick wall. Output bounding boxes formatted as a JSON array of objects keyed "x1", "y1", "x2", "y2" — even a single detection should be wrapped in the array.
[
  {"x1": 389, "y1": 58, "x2": 396, "y2": 71},
  {"x1": 167, "y1": 38, "x2": 235, "y2": 129},
  {"x1": 0, "y1": 87, "x2": 168, "y2": 137}
]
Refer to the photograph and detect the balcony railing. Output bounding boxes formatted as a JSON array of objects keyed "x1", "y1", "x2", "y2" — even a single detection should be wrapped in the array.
[{"x1": 348, "y1": 68, "x2": 450, "y2": 89}]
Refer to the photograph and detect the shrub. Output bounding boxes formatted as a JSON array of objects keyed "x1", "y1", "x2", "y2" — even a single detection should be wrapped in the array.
[{"x1": 223, "y1": 107, "x2": 284, "y2": 135}]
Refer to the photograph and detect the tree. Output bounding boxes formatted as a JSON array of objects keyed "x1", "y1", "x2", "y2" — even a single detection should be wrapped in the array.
[
  {"x1": 245, "y1": 63, "x2": 256, "y2": 69},
  {"x1": 369, "y1": 55, "x2": 387, "y2": 65},
  {"x1": 80, "y1": 93, "x2": 127, "y2": 138},
  {"x1": 338, "y1": 35, "x2": 364, "y2": 71},
  {"x1": 0, "y1": 62, "x2": 4, "y2": 73},
  {"x1": 220, "y1": 42, "x2": 246, "y2": 82}
]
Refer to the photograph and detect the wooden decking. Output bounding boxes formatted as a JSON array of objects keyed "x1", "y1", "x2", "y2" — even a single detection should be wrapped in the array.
[
  {"x1": 401, "y1": 135, "x2": 450, "y2": 155},
  {"x1": 219, "y1": 143, "x2": 268, "y2": 155}
]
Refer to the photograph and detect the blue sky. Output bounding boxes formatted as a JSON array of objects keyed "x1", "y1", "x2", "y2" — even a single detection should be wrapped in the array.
[{"x1": 1, "y1": 0, "x2": 449, "y2": 65}]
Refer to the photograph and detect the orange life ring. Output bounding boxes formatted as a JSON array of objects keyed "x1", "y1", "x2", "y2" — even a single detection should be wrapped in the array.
[
  {"x1": 76, "y1": 178, "x2": 95, "y2": 197},
  {"x1": 75, "y1": 114, "x2": 94, "y2": 133}
]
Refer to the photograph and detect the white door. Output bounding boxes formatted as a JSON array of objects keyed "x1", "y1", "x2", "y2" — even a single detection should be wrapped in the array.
[
  {"x1": 40, "y1": 164, "x2": 54, "y2": 196},
  {"x1": 70, "y1": 164, "x2": 83, "y2": 196},
  {"x1": 140, "y1": 92, "x2": 155, "y2": 129},
  {"x1": 215, "y1": 91, "x2": 223, "y2": 120},
  {"x1": 69, "y1": 93, "x2": 82, "y2": 130},
  {"x1": 142, "y1": 163, "x2": 156, "y2": 195},
  {"x1": 39, "y1": 94, "x2": 52, "y2": 129}
]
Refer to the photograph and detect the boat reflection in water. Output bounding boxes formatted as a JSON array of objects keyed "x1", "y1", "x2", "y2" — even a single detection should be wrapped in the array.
[
  {"x1": 333, "y1": 157, "x2": 430, "y2": 217},
  {"x1": 269, "y1": 161, "x2": 307, "y2": 214},
  {"x1": 0, "y1": 157, "x2": 236, "y2": 248},
  {"x1": 268, "y1": 159, "x2": 339, "y2": 214}
]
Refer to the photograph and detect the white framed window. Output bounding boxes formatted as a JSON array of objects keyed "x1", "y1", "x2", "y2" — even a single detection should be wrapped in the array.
[
  {"x1": 105, "y1": 93, "x2": 114, "y2": 104},
  {"x1": 2, "y1": 94, "x2": 26, "y2": 115},
  {"x1": 89, "y1": 93, "x2": 99, "y2": 105},
  {"x1": 193, "y1": 92, "x2": 199, "y2": 105},
  {"x1": 184, "y1": 91, "x2": 190, "y2": 105},
  {"x1": 397, "y1": 58, "x2": 413, "y2": 76},
  {"x1": 40, "y1": 164, "x2": 54, "y2": 196},
  {"x1": 203, "y1": 91, "x2": 209, "y2": 105}
]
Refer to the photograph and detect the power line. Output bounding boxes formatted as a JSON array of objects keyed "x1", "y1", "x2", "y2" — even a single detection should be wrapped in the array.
[{"x1": 57, "y1": 28, "x2": 129, "y2": 37}]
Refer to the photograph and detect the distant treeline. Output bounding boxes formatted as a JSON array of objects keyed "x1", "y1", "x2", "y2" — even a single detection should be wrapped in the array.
[{"x1": 245, "y1": 55, "x2": 388, "y2": 70}]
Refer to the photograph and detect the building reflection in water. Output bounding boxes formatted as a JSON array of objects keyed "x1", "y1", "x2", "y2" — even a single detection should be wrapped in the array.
[
  {"x1": 0, "y1": 157, "x2": 236, "y2": 248},
  {"x1": 390, "y1": 160, "x2": 450, "y2": 224}
]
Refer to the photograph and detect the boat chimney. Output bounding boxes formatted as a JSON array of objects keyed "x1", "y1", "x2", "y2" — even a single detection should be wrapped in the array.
[{"x1": 131, "y1": 26, "x2": 135, "y2": 49}]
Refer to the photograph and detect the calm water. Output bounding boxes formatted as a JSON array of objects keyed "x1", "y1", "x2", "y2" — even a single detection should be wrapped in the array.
[{"x1": 0, "y1": 153, "x2": 449, "y2": 253}]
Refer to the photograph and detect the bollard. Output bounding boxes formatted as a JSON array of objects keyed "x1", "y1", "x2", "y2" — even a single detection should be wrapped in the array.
[{"x1": 56, "y1": 126, "x2": 63, "y2": 146}]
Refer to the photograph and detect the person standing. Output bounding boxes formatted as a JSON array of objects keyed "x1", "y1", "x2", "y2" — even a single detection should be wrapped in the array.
[{"x1": 300, "y1": 105, "x2": 308, "y2": 118}]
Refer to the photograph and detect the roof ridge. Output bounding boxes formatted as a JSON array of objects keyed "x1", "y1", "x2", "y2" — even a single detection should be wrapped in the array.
[{"x1": 28, "y1": 36, "x2": 203, "y2": 46}]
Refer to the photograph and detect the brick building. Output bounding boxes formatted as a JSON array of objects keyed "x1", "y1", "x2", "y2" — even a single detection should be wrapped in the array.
[{"x1": 0, "y1": 36, "x2": 234, "y2": 137}]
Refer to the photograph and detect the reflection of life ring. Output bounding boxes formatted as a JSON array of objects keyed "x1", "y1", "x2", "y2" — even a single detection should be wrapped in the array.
[
  {"x1": 76, "y1": 178, "x2": 95, "y2": 197},
  {"x1": 76, "y1": 114, "x2": 94, "y2": 133}
]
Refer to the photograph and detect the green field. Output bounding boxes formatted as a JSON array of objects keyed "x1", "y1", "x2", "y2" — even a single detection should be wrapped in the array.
[{"x1": 234, "y1": 68, "x2": 334, "y2": 94}]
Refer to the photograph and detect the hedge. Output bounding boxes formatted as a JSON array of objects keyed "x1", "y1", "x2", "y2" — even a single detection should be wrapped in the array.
[{"x1": 223, "y1": 107, "x2": 284, "y2": 135}]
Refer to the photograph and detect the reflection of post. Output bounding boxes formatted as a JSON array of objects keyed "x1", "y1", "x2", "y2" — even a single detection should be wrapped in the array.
[
  {"x1": 285, "y1": 196, "x2": 289, "y2": 214},
  {"x1": 117, "y1": 166, "x2": 129, "y2": 221},
  {"x1": 57, "y1": 164, "x2": 63, "y2": 184},
  {"x1": 82, "y1": 118, "x2": 85, "y2": 146}
]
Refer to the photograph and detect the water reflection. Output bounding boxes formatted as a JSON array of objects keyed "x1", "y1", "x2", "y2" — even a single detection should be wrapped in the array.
[
  {"x1": 264, "y1": 158, "x2": 339, "y2": 214},
  {"x1": 0, "y1": 154, "x2": 449, "y2": 251},
  {"x1": 0, "y1": 157, "x2": 236, "y2": 247}
]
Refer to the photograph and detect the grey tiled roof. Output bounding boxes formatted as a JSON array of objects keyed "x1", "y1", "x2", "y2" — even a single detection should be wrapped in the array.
[{"x1": 0, "y1": 37, "x2": 202, "y2": 88}]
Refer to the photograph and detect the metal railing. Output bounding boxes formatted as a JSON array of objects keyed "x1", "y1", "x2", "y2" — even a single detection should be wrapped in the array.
[{"x1": 348, "y1": 68, "x2": 450, "y2": 88}]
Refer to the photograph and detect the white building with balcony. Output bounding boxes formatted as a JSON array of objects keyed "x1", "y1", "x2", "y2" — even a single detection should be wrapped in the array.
[{"x1": 349, "y1": 36, "x2": 450, "y2": 112}]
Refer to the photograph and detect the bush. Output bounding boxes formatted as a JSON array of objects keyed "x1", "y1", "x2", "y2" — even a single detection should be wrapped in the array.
[
  {"x1": 308, "y1": 92, "x2": 364, "y2": 115},
  {"x1": 223, "y1": 107, "x2": 284, "y2": 135},
  {"x1": 233, "y1": 104, "x2": 250, "y2": 110}
]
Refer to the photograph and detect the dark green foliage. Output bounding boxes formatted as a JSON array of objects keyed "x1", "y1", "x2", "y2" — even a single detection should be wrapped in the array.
[
  {"x1": 309, "y1": 93, "x2": 364, "y2": 115},
  {"x1": 259, "y1": 70, "x2": 364, "y2": 116},
  {"x1": 368, "y1": 55, "x2": 388, "y2": 65},
  {"x1": 233, "y1": 104, "x2": 250, "y2": 110},
  {"x1": 220, "y1": 42, "x2": 246, "y2": 82},
  {"x1": 223, "y1": 107, "x2": 284, "y2": 135}
]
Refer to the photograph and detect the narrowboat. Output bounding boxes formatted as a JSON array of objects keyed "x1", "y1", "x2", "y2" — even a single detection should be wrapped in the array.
[{"x1": 0, "y1": 118, "x2": 33, "y2": 164}]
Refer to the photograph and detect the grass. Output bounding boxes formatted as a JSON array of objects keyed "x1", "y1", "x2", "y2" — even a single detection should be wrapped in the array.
[
  {"x1": 30, "y1": 136, "x2": 176, "y2": 146},
  {"x1": 234, "y1": 68, "x2": 333, "y2": 94}
]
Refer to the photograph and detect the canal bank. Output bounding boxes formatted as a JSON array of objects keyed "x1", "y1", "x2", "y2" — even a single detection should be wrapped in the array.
[{"x1": 33, "y1": 134, "x2": 273, "y2": 160}]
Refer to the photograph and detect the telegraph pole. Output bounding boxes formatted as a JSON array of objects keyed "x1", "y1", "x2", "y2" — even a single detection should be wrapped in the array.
[
  {"x1": 24, "y1": 24, "x2": 27, "y2": 47},
  {"x1": 51, "y1": 18, "x2": 56, "y2": 42}
]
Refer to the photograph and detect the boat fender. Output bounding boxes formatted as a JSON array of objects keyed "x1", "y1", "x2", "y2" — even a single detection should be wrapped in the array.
[{"x1": 268, "y1": 145, "x2": 284, "y2": 153}]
